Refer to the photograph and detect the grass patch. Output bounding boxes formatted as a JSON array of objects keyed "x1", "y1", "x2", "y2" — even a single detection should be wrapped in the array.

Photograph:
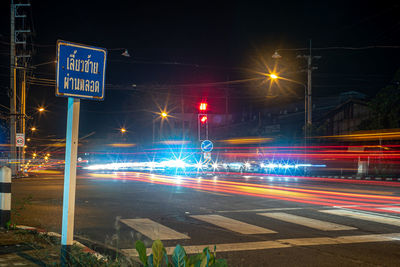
[{"x1": 0, "y1": 228, "x2": 136, "y2": 266}]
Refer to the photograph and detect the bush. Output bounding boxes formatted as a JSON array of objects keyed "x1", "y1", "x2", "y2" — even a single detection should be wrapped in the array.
[{"x1": 135, "y1": 240, "x2": 227, "y2": 267}]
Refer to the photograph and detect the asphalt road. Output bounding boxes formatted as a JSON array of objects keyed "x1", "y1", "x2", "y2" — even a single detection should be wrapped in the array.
[{"x1": 11, "y1": 171, "x2": 400, "y2": 266}]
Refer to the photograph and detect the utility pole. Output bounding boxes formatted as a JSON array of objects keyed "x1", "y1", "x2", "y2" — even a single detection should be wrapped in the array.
[
  {"x1": 307, "y1": 42, "x2": 312, "y2": 129},
  {"x1": 10, "y1": 1, "x2": 31, "y2": 176},
  {"x1": 9, "y1": 0, "x2": 17, "y2": 176},
  {"x1": 297, "y1": 40, "x2": 320, "y2": 138},
  {"x1": 21, "y1": 62, "x2": 26, "y2": 167}
]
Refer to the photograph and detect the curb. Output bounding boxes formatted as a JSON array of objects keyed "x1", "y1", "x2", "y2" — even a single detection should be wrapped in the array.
[
  {"x1": 16, "y1": 225, "x2": 105, "y2": 260},
  {"x1": 308, "y1": 176, "x2": 400, "y2": 182}
]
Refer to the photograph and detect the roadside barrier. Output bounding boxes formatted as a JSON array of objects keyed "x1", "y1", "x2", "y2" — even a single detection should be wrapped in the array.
[{"x1": 0, "y1": 166, "x2": 11, "y2": 228}]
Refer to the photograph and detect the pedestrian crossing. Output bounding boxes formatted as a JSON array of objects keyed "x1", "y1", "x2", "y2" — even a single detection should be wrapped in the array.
[
  {"x1": 119, "y1": 218, "x2": 190, "y2": 240},
  {"x1": 120, "y1": 208, "x2": 400, "y2": 254},
  {"x1": 122, "y1": 233, "x2": 400, "y2": 256},
  {"x1": 190, "y1": 214, "x2": 276, "y2": 234},
  {"x1": 320, "y1": 209, "x2": 400, "y2": 227},
  {"x1": 257, "y1": 212, "x2": 356, "y2": 231}
]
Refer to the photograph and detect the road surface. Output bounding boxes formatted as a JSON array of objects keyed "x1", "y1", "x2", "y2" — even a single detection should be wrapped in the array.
[{"x1": 11, "y1": 171, "x2": 400, "y2": 266}]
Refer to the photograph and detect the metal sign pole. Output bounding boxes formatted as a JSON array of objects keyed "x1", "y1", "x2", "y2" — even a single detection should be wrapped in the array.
[
  {"x1": 61, "y1": 97, "x2": 80, "y2": 264},
  {"x1": 56, "y1": 40, "x2": 106, "y2": 265}
]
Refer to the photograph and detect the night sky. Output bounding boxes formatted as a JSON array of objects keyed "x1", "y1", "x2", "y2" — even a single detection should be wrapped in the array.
[{"x1": 1, "y1": 1, "x2": 400, "y2": 142}]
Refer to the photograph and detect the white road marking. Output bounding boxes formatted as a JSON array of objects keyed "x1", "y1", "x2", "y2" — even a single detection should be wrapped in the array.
[
  {"x1": 120, "y1": 218, "x2": 190, "y2": 240},
  {"x1": 190, "y1": 214, "x2": 276, "y2": 234},
  {"x1": 379, "y1": 207, "x2": 400, "y2": 213},
  {"x1": 194, "y1": 189, "x2": 231, "y2": 197},
  {"x1": 217, "y1": 207, "x2": 303, "y2": 213},
  {"x1": 122, "y1": 233, "x2": 400, "y2": 256},
  {"x1": 258, "y1": 212, "x2": 356, "y2": 231},
  {"x1": 320, "y1": 209, "x2": 400, "y2": 227}
]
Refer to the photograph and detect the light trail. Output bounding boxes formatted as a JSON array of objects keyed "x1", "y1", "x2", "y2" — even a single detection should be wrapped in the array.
[{"x1": 82, "y1": 172, "x2": 400, "y2": 214}]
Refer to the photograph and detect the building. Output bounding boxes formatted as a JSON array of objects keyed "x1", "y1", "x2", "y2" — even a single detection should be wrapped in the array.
[{"x1": 317, "y1": 98, "x2": 370, "y2": 135}]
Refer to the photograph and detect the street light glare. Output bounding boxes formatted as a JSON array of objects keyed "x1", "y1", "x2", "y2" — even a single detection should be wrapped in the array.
[
  {"x1": 31, "y1": 127, "x2": 36, "y2": 131},
  {"x1": 270, "y1": 73, "x2": 279, "y2": 79},
  {"x1": 161, "y1": 112, "x2": 168, "y2": 118},
  {"x1": 38, "y1": 107, "x2": 45, "y2": 112},
  {"x1": 120, "y1": 128, "x2": 126, "y2": 133}
]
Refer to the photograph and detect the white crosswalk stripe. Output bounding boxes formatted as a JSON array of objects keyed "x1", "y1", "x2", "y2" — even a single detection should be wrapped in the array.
[
  {"x1": 122, "y1": 233, "x2": 400, "y2": 256},
  {"x1": 120, "y1": 218, "x2": 190, "y2": 240},
  {"x1": 190, "y1": 214, "x2": 276, "y2": 234},
  {"x1": 257, "y1": 212, "x2": 356, "y2": 231},
  {"x1": 320, "y1": 209, "x2": 400, "y2": 227},
  {"x1": 119, "y1": 208, "x2": 400, "y2": 254}
]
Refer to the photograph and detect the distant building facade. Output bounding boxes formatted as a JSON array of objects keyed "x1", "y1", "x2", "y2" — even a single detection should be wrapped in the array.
[{"x1": 318, "y1": 99, "x2": 370, "y2": 135}]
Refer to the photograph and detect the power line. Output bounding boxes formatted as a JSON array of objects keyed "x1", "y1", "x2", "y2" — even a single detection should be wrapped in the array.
[{"x1": 277, "y1": 45, "x2": 400, "y2": 52}]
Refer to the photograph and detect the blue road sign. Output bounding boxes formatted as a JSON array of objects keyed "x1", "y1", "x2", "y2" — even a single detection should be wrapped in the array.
[
  {"x1": 201, "y1": 140, "x2": 213, "y2": 152},
  {"x1": 56, "y1": 40, "x2": 107, "y2": 100}
]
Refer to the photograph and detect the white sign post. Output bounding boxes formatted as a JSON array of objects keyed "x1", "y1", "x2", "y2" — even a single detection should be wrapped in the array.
[
  {"x1": 60, "y1": 97, "x2": 80, "y2": 262},
  {"x1": 56, "y1": 40, "x2": 107, "y2": 265}
]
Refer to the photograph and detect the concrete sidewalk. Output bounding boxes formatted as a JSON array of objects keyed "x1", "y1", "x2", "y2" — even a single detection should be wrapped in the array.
[
  {"x1": 0, "y1": 228, "x2": 56, "y2": 266},
  {"x1": 0, "y1": 226, "x2": 134, "y2": 266}
]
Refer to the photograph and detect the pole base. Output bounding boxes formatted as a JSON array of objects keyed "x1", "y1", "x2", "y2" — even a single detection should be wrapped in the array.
[
  {"x1": 0, "y1": 210, "x2": 11, "y2": 228},
  {"x1": 61, "y1": 245, "x2": 73, "y2": 266}
]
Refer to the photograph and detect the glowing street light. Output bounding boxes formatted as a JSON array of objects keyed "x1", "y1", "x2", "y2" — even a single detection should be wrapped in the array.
[
  {"x1": 31, "y1": 127, "x2": 36, "y2": 132},
  {"x1": 38, "y1": 107, "x2": 45, "y2": 112},
  {"x1": 269, "y1": 73, "x2": 278, "y2": 80},
  {"x1": 161, "y1": 112, "x2": 168, "y2": 118},
  {"x1": 120, "y1": 128, "x2": 127, "y2": 133}
]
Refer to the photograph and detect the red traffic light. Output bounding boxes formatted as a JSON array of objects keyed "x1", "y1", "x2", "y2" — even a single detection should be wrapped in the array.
[
  {"x1": 200, "y1": 115, "x2": 208, "y2": 123},
  {"x1": 199, "y1": 102, "x2": 208, "y2": 111}
]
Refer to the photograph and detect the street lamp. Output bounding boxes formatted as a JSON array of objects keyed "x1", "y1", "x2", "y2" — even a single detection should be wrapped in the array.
[
  {"x1": 121, "y1": 49, "x2": 130, "y2": 57},
  {"x1": 120, "y1": 128, "x2": 127, "y2": 133},
  {"x1": 272, "y1": 41, "x2": 320, "y2": 131},
  {"x1": 269, "y1": 73, "x2": 278, "y2": 80},
  {"x1": 268, "y1": 73, "x2": 310, "y2": 170},
  {"x1": 38, "y1": 107, "x2": 45, "y2": 112},
  {"x1": 30, "y1": 126, "x2": 36, "y2": 132},
  {"x1": 272, "y1": 51, "x2": 282, "y2": 59},
  {"x1": 268, "y1": 73, "x2": 307, "y2": 137},
  {"x1": 153, "y1": 111, "x2": 169, "y2": 142}
]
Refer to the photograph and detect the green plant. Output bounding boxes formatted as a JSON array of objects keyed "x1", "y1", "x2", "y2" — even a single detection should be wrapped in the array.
[
  {"x1": 135, "y1": 240, "x2": 227, "y2": 267},
  {"x1": 7, "y1": 195, "x2": 33, "y2": 229}
]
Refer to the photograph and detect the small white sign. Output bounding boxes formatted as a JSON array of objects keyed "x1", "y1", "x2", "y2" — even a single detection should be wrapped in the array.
[
  {"x1": 203, "y1": 152, "x2": 211, "y2": 160},
  {"x1": 16, "y1": 133, "x2": 25, "y2": 147}
]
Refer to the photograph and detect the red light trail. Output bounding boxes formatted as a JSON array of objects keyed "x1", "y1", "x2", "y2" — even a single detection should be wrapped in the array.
[{"x1": 82, "y1": 172, "x2": 400, "y2": 215}]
